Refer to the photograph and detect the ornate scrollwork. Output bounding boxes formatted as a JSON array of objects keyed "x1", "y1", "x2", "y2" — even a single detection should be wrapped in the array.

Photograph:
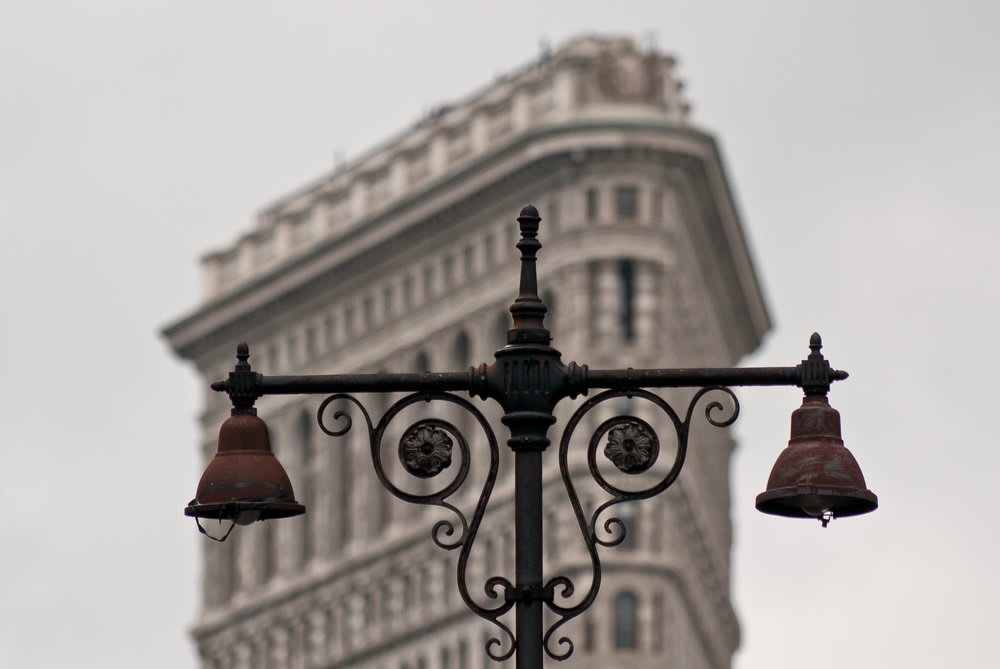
[
  {"x1": 317, "y1": 391, "x2": 516, "y2": 661},
  {"x1": 541, "y1": 386, "x2": 740, "y2": 660}
]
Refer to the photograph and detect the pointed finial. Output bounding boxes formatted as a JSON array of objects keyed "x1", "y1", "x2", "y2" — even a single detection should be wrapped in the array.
[
  {"x1": 507, "y1": 205, "x2": 549, "y2": 345},
  {"x1": 518, "y1": 204, "x2": 540, "y2": 234},
  {"x1": 235, "y1": 342, "x2": 251, "y2": 372},
  {"x1": 801, "y1": 333, "x2": 831, "y2": 396}
]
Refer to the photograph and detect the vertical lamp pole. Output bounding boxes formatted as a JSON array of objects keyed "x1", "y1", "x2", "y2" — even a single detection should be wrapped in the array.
[{"x1": 187, "y1": 205, "x2": 877, "y2": 669}]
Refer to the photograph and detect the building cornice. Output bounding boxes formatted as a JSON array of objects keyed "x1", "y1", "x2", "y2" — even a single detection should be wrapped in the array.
[{"x1": 164, "y1": 121, "x2": 765, "y2": 364}]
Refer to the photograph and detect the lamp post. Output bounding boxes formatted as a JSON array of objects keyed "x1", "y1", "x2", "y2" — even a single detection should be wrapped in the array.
[{"x1": 186, "y1": 204, "x2": 877, "y2": 669}]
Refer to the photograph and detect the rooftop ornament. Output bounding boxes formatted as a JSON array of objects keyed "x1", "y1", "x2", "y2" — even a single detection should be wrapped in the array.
[{"x1": 186, "y1": 204, "x2": 876, "y2": 668}]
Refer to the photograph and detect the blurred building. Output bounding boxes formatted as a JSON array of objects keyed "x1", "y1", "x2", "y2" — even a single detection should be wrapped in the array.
[{"x1": 165, "y1": 35, "x2": 768, "y2": 669}]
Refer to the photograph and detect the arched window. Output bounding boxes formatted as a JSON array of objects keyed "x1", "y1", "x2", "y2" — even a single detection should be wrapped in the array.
[{"x1": 614, "y1": 591, "x2": 639, "y2": 649}]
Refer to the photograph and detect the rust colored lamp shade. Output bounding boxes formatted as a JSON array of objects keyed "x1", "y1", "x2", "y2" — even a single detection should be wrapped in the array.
[
  {"x1": 185, "y1": 409, "x2": 305, "y2": 525},
  {"x1": 756, "y1": 395, "x2": 877, "y2": 526}
]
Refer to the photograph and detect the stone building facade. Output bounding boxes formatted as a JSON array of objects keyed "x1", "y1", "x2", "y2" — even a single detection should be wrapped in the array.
[{"x1": 165, "y1": 36, "x2": 769, "y2": 669}]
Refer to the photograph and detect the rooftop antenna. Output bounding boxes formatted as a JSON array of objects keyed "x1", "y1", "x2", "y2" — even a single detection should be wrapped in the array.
[
  {"x1": 644, "y1": 30, "x2": 658, "y2": 52},
  {"x1": 540, "y1": 36, "x2": 551, "y2": 61}
]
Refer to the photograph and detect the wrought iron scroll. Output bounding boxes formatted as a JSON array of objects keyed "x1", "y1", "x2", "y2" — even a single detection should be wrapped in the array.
[
  {"x1": 317, "y1": 392, "x2": 516, "y2": 661},
  {"x1": 543, "y1": 386, "x2": 739, "y2": 660}
]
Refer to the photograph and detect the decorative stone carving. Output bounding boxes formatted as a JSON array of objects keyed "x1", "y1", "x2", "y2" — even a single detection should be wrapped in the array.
[{"x1": 595, "y1": 50, "x2": 660, "y2": 103}]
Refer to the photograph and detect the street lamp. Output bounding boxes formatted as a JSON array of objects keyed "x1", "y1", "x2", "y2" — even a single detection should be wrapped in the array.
[{"x1": 186, "y1": 204, "x2": 876, "y2": 668}]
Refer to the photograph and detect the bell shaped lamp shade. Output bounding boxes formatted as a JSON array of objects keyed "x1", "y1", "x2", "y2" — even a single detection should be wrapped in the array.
[
  {"x1": 756, "y1": 395, "x2": 877, "y2": 525},
  {"x1": 185, "y1": 410, "x2": 305, "y2": 524}
]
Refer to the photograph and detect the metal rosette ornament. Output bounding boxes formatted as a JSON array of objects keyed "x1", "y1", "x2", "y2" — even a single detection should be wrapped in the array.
[
  {"x1": 541, "y1": 386, "x2": 739, "y2": 660},
  {"x1": 600, "y1": 417, "x2": 659, "y2": 475},
  {"x1": 399, "y1": 423, "x2": 454, "y2": 478},
  {"x1": 317, "y1": 390, "x2": 516, "y2": 662}
]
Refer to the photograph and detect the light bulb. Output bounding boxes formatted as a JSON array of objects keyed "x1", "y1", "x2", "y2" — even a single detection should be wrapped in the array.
[
  {"x1": 234, "y1": 509, "x2": 261, "y2": 526},
  {"x1": 797, "y1": 494, "x2": 831, "y2": 519}
]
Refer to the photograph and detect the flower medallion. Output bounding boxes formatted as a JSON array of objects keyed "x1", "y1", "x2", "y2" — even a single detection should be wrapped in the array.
[
  {"x1": 399, "y1": 425, "x2": 454, "y2": 478},
  {"x1": 603, "y1": 420, "x2": 658, "y2": 474}
]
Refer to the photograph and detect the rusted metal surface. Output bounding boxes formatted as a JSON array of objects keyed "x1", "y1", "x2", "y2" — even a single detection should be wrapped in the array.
[
  {"x1": 756, "y1": 394, "x2": 878, "y2": 525},
  {"x1": 185, "y1": 409, "x2": 305, "y2": 527}
]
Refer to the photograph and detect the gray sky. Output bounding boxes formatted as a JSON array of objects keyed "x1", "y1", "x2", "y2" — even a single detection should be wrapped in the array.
[{"x1": 2, "y1": 2, "x2": 997, "y2": 667}]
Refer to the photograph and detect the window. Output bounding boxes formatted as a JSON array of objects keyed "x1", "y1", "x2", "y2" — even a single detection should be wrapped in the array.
[
  {"x1": 262, "y1": 509, "x2": 276, "y2": 583},
  {"x1": 443, "y1": 254, "x2": 455, "y2": 285},
  {"x1": 324, "y1": 315, "x2": 336, "y2": 348},
  {"x1": 547, "y1": 199, "x2": 560, "y2": 231},
  {"x1": 363, "y1": 296, "x2": 375, "y2": 327},
  {"x1": 464, "y1": 244, "x2": 475, "y2": 276},
  {"x1": 586, "y1": 188, "x2": 599, "y2": 221},
  {"x1": 614, "y1": 591, "x2": 639, "y2": 649},
  {"x1": 413, "y1": 351, "x2": 430, "y2": 373},
  {"x1": 652, "y1": 592, "x2": 665, "y2": 652},
  {"x1": 403, "y1": 275, "x2": 414, "y2": 306},
  {"x1": 618, "y1": 260, "x2": 636, "y2": 342},
  {"x1": 268, "y1": 344, "x2": 280, "y2": 374},
  {"x1": 484, "y1": 538, "x2": 496, "y2": 578},
  {"x1": 546, "y1": 511, "x2": 559, "y2": 560},
  {"x1": 421, "y1": 566, "x2": 434, "y2": 607},
  {"x1": 364, "y1": 591, "x2": 375, "y2": 626},
  {"x1": 423, "y1": 265, "x2": 435, "y2": 301},
  {"x1": 325, "y1": 607, "x2": 337, "y2": 653},
  {"x1": 484, "y1": 234, "x2": 495, "y2": 267},
  {"x1": 452, "y1": 331, "x2": 471, "y2": 370},
  {"x1": 495, "y1": 312, "x2": 510, "y2": 349},
  {"x1": 335, "y1": 413, "x2": 353, "y2": 548},
  {"x1": 344, "y1": 307, "x2": 355, "y2": 337},
  {"x1": 442, "y1": 557, "x2": 453, "y2": 603},
  {"x1": 616, "y1": 186, "x2": 638, "y2": 219},
  {"x1": 383, "y1": 285, "x2": 394, "y2": 319},
  {"x1": 299, "y1": 410, "x2": 315, "y2": 564},
  {"x1": 617, "y1": 501, "x2": 637, "y2": 550},
  {"x1": 542, "y1": 289, "x2": 556, "y2": 338},
  {"x1": 583, "y1": 613, "x2": 595, "y2": 652},
  {"x1": 380, "y1": 581, "x2": 393, "y2": 622},
  {"x1": 402, "y1": 573, "x2": 414, "y2": 610},
  {"x1": 305, "y1": 325, "x2": 317, "y2": 359},
  {"x1": 341, "y1": 601, "x2": 353, "y2": 652},
  {"x1": 287, "y1": 335, "x2": 298, "y2": 367}
]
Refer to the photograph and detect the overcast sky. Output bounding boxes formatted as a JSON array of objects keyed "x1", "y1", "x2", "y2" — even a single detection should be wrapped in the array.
[{"x1": 2, "y1": 2, "x2": 998, "y2": 667}]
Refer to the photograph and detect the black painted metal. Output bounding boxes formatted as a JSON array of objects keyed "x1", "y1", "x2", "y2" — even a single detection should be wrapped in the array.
[{"x1": 205, "y1": 204, "x2": 850, "y2": 669}]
